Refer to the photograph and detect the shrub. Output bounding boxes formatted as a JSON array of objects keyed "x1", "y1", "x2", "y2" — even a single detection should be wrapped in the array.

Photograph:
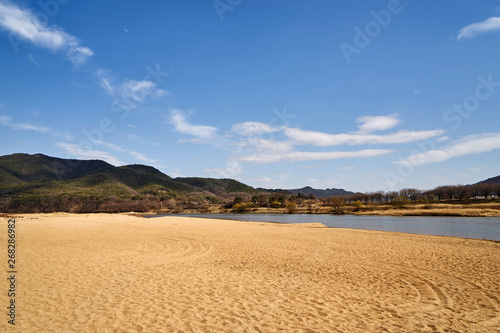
[
  {"x1": 287, "y1": 202, "x2": 297, "y2": 214},
  {"x1": 231, "y1": 203, "x2": 249, "y2": 213},
  {"x1": 270, "y1": 201, "x2": 282, "y2": 208},
  {"x1": 352, "y1": 200, "x2": 364, "y2": 212}
]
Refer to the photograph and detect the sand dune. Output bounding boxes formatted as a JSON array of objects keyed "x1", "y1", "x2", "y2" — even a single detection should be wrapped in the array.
[{"x1": 1, "y1": 213, "x2": 499, "y2": 332}]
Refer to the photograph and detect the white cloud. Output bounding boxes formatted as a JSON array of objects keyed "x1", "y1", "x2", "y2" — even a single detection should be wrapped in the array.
[
  {"x1": 457, "y1": 16, "x2": 500, "y2": 40},
  {"x1": 168, "y1": 109, "x2": 218, "y2": 141},
  {"x1": 95, "y1": 69, "x2": 167, "y2": 106},
  {"x1": 94, "y1": 140, "x2": 125, "y2": 152},
  {"x1": 129, "y1": 151, "x2": 158, "y2": 164},
  {"x1": 238, "y1": 149, "x2": 393, "y2": 163},
  {"x1": 231, "y1": 122, "x2": 280, "y2": 136},
  {"x1": 0, "y1": 1, "x2": 93, "y2": 65},
  {"x1": 284, "y1": 127, "x2": 445, "y2": 146},
  {"x1": 436, "y1": 136, "x2": 450, "y2": 142},
  {"x1": 0, "y1": 113, "x2": 72, "y2": 140},
  {"x1": 338, "y1": 166, "x2": 355, "y2": 171},
  {"x1": 205, "y1": 160, "x2": 242, "y2": 178},
  {"x1": 356, "y1": 113, "x2": 401, "y2": 133},
  {"x1": 0, "y1": 114, "x2": 49, "y2": 132},
  {"x1": 56, "y1": 142, "x2": 122, "y2": 165},
  {"x1": 235, "y1": 138, "x2": 294, "y2": 155},
  {"x1": 95, "y1": 68, "x2": 114, "y2": 94},
  {"x1": 121, "y1": 80, "x2": 167, "y2": 103},
  {"x1": 395, "y1": 133, "x2": 500, "y2": 167},
  {"x1": 252, "y1": 177, "x2": 278, "y2": 185}
]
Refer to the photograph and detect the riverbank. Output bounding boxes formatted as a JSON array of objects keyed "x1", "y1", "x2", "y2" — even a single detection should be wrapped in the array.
[
  {"x1": 1, "y1": 213, "x2": 499, "y2": 332},
  {"x1": 151, "y1": 201, "x2": 500, "y2": 217}
]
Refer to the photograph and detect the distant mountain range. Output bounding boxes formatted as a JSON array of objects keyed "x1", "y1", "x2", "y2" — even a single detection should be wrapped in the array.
[
  {"x1": 478, "y1": 175, "x2": 500, "y2": 184},
  {"x1": 0, "y1": 153, "x2": 353, "y2": 200},
  {"x1": 262, "y1": 186, "x2": 354, "y2": 198},
  {"x1": 2, "y1": 153, "x2": 496, "y2": 200},
  {"x1": 0, "y1": 153, "x2": 258, "y2": 198}
]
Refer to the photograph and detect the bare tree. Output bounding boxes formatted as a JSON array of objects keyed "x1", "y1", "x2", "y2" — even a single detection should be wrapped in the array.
[
  {"x1": 399, "y1": 188, "x2": 421, "y2": 202},
  {"x1": 385, "y1": 191, "x2": 398, "y2": 202},
  {"x1": 478, "y1": 183, "x2": 493, "y2": 199},
  {"x1": 455, "y1": 185, "x2": 469, "y2": 201},
  {"x1": 408, "y1": 188, "x2": 422, "y2": 202},
  {"x1": 469, "y1": 184, "x2": 482, "y2": 199},
  {"x1": 432, "y1": 186, "x2": 446, "y2": 201},
  {"x1": 442, "y1": 186, "x2": 456, "y2": 201},
  {"x1": 373, "y1": 191, "x2": 384, "y2": 203},
  {"x1": 492, "y1": 184, "x2": 500, "y2": 198},
  {"x1": 422, "y1": 190, "x2": 436, "y2": 201}
]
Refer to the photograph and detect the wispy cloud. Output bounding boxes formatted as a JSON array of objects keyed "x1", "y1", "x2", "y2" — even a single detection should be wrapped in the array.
[
  {"x1": 170, "y1": 114, "x2": 448, "y2": 167},
  {"x1": 284, "y1": 128, "x2": 445, "y2": 146},
  {"x1": 0, "y1": 113, "x2": 72, "y2": 140},
  {"x1": 168, "y1": 109, "x2": 218, "y2": 142},
  {"x1": 395, "y1": 133, "x2": 500, "y2": 167},
  {"x1": 74, "y1": 139, "x2": 157, "y2": 164},
  {"x1": 252, "y1": 176, "x2": 278, "y2": 185},
  {"x1": 205, "y1": 160, "x2": 242, "y2": 178},
  {"x1": 238, "y1": 149, "x2": 393, "y2": 163},
  {"x1": 94, "y1": 140, "x2": 125, "y2": 152},
  {"x1": 56, "y1": 142, "x2": 122, "y2": 165},
  {"x1": 0, "y1": 114, "x2": 49, "y2": 132},
  {"x1": 457, "y1": 16, "x2": 500, "y2": 40},
  {"x1": 356, "y1": 113, "x2": 400, "y2": 133},
  {"x1": 235, "y1": 138, "x2": 294, "y2": 155},
  {"x1": 0, "y1": 0, "x2": 93, "y2": 65},
  {"x1": 121, "y1": 80, "x2": 167, "y2": 103},
  {"x1": 129, "y1": 151, "x2": 158, "y2": 164},
  {"x1": 95, "y1": 69, "x2": 167, "y2": 107},
  {"x1": 231, "y1": 121, "x2": 280, "y2": 136}
]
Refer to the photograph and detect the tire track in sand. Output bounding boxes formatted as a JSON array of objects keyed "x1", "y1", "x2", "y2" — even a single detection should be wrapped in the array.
[
  {"x1": 359, "y1": 259, "x2": 500, "y2": 326},
  {"x1": 119, "y1": 235, "x2": 213, "y2": 265}
]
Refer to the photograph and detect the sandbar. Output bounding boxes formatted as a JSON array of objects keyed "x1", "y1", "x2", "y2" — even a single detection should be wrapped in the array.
[{"x1": 0, "y1": 213, "x2": 499, "y2": 332}]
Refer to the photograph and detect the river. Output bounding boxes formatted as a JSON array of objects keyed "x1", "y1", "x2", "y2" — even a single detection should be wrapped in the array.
[{"x1": 146, "y1": 213, "x2": 500, "y2": 241}]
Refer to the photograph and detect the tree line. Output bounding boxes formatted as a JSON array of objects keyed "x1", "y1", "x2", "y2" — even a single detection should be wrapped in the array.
[
  {"x1": 345, "y1": 183, "x2": 500, "y2": 204},
  {"x1": 0, "y1": 182, "x2": 498, "y2": 214}
]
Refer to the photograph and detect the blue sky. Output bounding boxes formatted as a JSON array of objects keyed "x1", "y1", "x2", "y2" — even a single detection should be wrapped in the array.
[{"x1": 1, "y1": 0, "x2": 500, "y2": 192}]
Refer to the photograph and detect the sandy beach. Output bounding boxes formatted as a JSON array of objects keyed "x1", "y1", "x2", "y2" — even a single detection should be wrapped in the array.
[{"x1": 1, "y1": 213, "x2": 499, "y2": 332}]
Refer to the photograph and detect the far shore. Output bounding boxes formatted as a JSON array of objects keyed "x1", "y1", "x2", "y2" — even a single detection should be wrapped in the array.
[{"x1": 149, "y1": 202, "x2": 500, "y2": 217}]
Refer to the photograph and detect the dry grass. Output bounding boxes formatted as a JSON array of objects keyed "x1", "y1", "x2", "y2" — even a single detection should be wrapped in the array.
[
  {"x1": 354, "y1": 202, "x2": 500, "y2": 217},
  {"x1": 355, "y1": 208, "x2": 500, "y2": 217}
]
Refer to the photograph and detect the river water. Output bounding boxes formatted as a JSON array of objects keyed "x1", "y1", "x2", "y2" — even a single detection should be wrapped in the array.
[{"x1": 147, "y1": 213, "x2": 500, "y2": 241}]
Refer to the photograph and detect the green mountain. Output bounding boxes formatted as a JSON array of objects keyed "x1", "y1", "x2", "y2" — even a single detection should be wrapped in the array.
[
  {"x1": 0, "y1": 153, "x2": 259, "y2": 198},
  {"x1": 262, "y1": 186, "x2": 354, "y2": 198},
  {"x1": 0, "y1": 153, "x2": 114, "y2": 184},
  {"x1": 478, "y1": 175, "x2": 500, "y2": 184},
  {"x1": 174, "y1": 177, "x2": 260, "y2": 195}
]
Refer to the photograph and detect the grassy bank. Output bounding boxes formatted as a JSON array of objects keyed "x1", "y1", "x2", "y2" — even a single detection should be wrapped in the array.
[{"x1": 151, "y1": 200, "x2": 500, "y2": 217}]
